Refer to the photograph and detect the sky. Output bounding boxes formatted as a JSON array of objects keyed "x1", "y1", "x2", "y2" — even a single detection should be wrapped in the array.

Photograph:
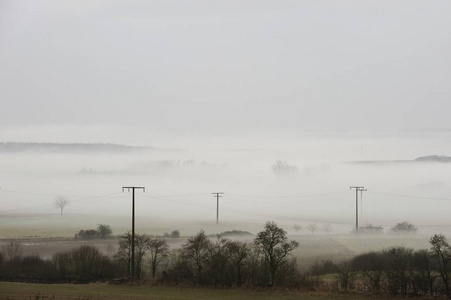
[{"x1": 1, "y1": 0, "x2": 450, "y2": 136}]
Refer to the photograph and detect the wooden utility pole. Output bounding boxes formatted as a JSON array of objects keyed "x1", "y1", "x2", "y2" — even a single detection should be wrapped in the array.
[
  {"x1": 350, "y1": 186, "x2": 366, "y2": 234},
  {"x1": 212, "y1": 192, "x2": 224, "y2": 224},
  {"x1": 122, "y1": 186, "x2": 145, "y2": 281}
]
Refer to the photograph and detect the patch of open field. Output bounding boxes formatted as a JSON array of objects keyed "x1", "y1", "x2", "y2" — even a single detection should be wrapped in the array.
[
  {"x1": 0, "y1": 282, "x2": 391, "y2": 300},
  {"x1": 0, "y1": 214, "x2": 265, "y2": 238}
]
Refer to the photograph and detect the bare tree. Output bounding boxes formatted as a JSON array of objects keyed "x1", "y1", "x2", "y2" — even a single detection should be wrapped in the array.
[
  {"x1": 430, "y1": 234, "x2": 451, "y2": 297},
  {"x1": 307, "y1": 223, "x2": 318, "y2": 235},
  {"x1": 228, "y1": 241, "x2": 249, "y2": 286},
  {"x1": 293, "y1": 224, "x2": 302, "y2": 235},
  {"x1": 182, "y1": 230, "x2": 212, "y2": 284},
  {"x1": 337, "y1": 260, "x2": 355, "y2": 291},
  {"x1": 148, "y1": 238, "x2": 169, "y2": 278},
  {"x1": 254, "y1": 221, "x2": 299, "y2": 286},
  {"x1": 114, "y1": 232, "x2": 150, "y2": 279},
  {"x1": 1, "y1": 240, "x2": 23, "y2": 261},
  {"x1": 322, "y1": 224, "x2": 333, "y2": 235},
  {"x1": 54, "y1": 196, "x2": 69, "y2": 216}
]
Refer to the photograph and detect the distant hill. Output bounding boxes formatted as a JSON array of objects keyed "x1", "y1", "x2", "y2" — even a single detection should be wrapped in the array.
[
  {"x1": 352, "y1": 155, "x2": 451, "y2": 164},
  {"x1": 0, "y1": 142, "x2": 153, "y2": 153},
  {"x1": 414, "y1": 155, "x2": 451, "y2": 163}
]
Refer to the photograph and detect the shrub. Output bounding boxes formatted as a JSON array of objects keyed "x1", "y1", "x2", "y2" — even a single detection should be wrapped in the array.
[
  {"x1": 308, "y1": 259, "x2": 339, "y2": 276},
  {"x1": 170, "y1": 230, "x2": 180, "y2": 238},
  {"x1": 391, "y1": 221, "x2": 417, "y2": 234},
  {"x1": 97, "y1": 224, "x2": 113, "y2": 238},
  {"x1": 74, "y1": 224, "x2": 113, "y2": 240},
  {"x1": 53, "y1": 245, "x2": 115, "y2": 282},
  {"x1": 352, "y1": 251, "x2": 387, "y2": 294},
  {"x1": 75, "y1": 229, "x2": 98, "y2": 240},
  {"x1": 357, "y1": 224, "x2": 384, "y2": 234}
]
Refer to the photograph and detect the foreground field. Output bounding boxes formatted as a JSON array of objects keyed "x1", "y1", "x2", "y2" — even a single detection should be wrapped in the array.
[{"x1": 0, "y1": 282, "x2": 391, "y2": 300}]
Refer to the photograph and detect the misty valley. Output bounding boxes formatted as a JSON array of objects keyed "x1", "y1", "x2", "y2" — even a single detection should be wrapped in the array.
[{"x1": 1, "y1": 135, "x2": 451, "y2": 299}]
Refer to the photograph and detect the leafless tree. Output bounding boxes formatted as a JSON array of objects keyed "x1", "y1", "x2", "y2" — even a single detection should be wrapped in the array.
[
  {"x1": 430, "y1": 234, "x2": 451, "y2": 297},
  {"x1": 322, "y1": 224, "x2": 333, "y2": 235},
  {"x1": 337, "y1": 260, "x2": 355, "y2": 291},
  {"x1": 114, "y1": 232, "x2": 150, "y2": 279},
  {"x1": 307, "y1": 223, "x2": 318, "y2": 235},
  {"x1": 254, "y1": 221, "x2": 299, "y2": 286},
  {"x1": 148, "y1": 238, "x2": 169, "y2": 278},
  {"x1": 228, "y1": 241, "x2": 249, "y2": 286},
  {"x1": 55, "y1": 196, "x2": 69, "y2": 216},
  {"x1": 293, "y1": 224, "x2": 302, "y2": 235},
  {"x1": 1, "y1": 240, "x2": 23, "y2": 261},
  {"x1": 182, "y1": 230, "x2": 212, "y2": 284}
]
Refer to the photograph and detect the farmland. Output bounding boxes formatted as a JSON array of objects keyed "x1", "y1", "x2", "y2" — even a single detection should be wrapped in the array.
[
  {"x1": 0, "y1": 214, "x2": 439, "y2": 299},
  {"x1": 0, "y1": 282, "x2": 399, "y2": 300},
  {"x1": 0, "y1": 214, "x2": 432, "y2": 271}
]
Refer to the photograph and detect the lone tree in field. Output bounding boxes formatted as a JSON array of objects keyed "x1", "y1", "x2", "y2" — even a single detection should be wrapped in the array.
[
  {"x1": 307, "y1": 223, "x2": 318, "y2": 235},
  {"x1": 54, "y1": 196, "x2": 69, "y2": 216},
  {"x1": 254, "y1": 221, "x2": 299, "y2": 286},
  {"x1": 293, "y1": 224, "x2": 302, "y2": 235},
  {"x1": 322, "y1": 224, "x2": 333, "y2": 234}
]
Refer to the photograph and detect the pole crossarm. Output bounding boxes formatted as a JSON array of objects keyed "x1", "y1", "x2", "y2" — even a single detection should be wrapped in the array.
[{"x1": 123, "y1": 186, "x2": 145, "y2": 192}]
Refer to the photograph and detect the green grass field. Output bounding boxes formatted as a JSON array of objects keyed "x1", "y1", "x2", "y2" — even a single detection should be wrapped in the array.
[{"x1": 0, "y1": 282, "x2": 389, "y2": 300}]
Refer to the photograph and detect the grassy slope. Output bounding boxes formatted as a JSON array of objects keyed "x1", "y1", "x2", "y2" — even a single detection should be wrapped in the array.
[{"x1": 0, "y1": 282, "x2": 384, "y2": 300}]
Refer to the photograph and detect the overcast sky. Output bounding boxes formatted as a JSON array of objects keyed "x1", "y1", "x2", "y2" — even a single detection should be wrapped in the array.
[{"x1": 1, "y1": 0, "x2": 450, "y2": 135}]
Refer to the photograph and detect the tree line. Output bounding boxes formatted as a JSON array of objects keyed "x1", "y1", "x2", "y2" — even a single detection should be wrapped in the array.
[
  {"x1": 0, "y1": 221, "x2": 300, "y2": 287},
  {"x1": 309, "y1": 234, "x2": 451, "y2": 297},
  {"x1": 2, "y1": 222, "x2": 451, "y2": 297}
]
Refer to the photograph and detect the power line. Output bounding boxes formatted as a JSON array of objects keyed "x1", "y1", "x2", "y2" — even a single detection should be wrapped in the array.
[
  {"x1": 369, "y1": 191, "x2": 451, "y2": 201},
  {"x1": 0, "y1": 193, "x2": 125, "y2": 214},
  {"x1": 226, "y1": 191, "x2": 347, "y2": 199},
  {"x1": 145, "y1": 194, "x2": 214, "y2": 210},
  {"x1": 5, "y1": 188, "x2": 451, "y2": 229},
  {"x1": 145, "y1": 193, "x2": 350, "y2": 225},
  {"x1": 1, "y1": 189, "x2": 123, "y2": 199},
  {"x1": 146, "y1": 192, "x2": 211, "y2": 197}
]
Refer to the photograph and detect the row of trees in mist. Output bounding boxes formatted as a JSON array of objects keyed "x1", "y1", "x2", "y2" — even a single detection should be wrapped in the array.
[
  {"x1": 76, "y1": 159, "x2": 311, "y2": 176},
  {"x1": 309, "y1": 234, "x2": 451, "y2": 297},
  {"x1": 0, "y1": 222, "x2": 301, "y2": 287},
  {"x1": 291, "y1": 221, "x2": 417, "y2": 235},
  {"x1": 114, "y1": 221, "x2": 299, "y2": 287},
  {"x1": 2, "y1": 223, "x2": 450, "y2": 297}
]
